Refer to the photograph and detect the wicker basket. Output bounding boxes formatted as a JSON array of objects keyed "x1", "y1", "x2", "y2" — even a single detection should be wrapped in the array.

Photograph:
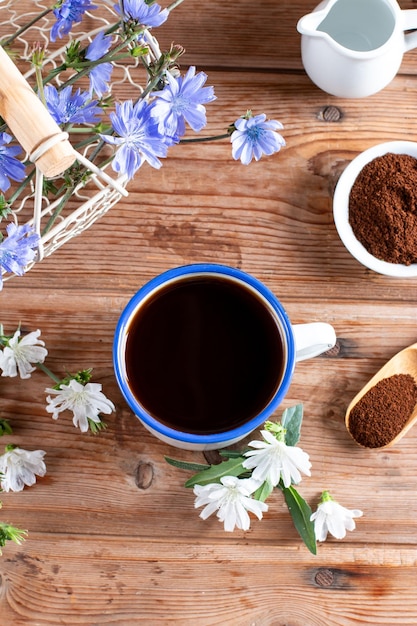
[{"x1": 0, "y1": 0, "x2": 163, "y2": 280}]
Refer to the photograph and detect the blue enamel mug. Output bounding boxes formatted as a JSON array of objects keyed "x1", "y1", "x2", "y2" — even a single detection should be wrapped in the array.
[{"x1": 113, "y1": 264, "x2": 336, "y2": 450}]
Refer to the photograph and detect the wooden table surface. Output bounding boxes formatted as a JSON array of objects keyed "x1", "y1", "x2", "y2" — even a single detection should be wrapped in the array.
[{"x1": 1, "y1": 0, "x2": 417, "y2": 624}]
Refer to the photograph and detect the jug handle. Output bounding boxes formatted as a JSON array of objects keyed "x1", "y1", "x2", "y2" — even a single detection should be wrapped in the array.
[{"x1": 402, "y1": 10, "x2": 417, "y2": 52}]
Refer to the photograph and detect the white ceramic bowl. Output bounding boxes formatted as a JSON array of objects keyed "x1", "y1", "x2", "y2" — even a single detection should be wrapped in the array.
[{"x1": 333, "y1": 141, "x2": 417, "y2": 277}]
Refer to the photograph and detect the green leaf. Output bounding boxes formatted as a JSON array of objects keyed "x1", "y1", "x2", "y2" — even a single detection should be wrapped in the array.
[
  {"x1": 253, "y1": 480, "x2": 274, "y2": 502},
  {"x1": 0, "y1": 419, "x2": 12, "y2": 436},
  {"x1": 165, "y1": 457, "x2": 210, "y2": 473},
  {"x1": 281, "y1": 404, "x2": 303, "y2": 446},
  {"x1": 185, "y1": 457, "x2": 246, "y2": 488},
  {"x1": 281, "y1": 484, "x2": 317, "y2": 555}
]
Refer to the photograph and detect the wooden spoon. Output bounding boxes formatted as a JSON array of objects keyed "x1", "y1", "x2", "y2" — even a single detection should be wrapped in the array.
[{"x1": 345, "y1": 342, "x2": 417, "y2": 449}]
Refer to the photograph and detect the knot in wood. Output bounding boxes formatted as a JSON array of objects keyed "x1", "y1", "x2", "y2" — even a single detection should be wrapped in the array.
[
  {"x1": 319, "y1": 106, "x2": 342, "y2": 122},
  {"x1": 134, "y1": 461, "x2": 154, "y2": 490},
  {"x1": 314, "y1": 568, "x2": 335, "y2": 587}
]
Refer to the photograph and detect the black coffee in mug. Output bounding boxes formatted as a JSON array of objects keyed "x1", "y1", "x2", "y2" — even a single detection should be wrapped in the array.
[{"x1": 124, "y1": 275, "x2": 285, "y2": 435}]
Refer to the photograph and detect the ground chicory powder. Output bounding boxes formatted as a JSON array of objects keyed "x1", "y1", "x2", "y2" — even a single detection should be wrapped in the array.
[
  {"x1": 349, "y1": 153, "x2": 417, "y2": 265},
  {"x1": 348, "y1": 373, "x2": 417, "y2": 448}
]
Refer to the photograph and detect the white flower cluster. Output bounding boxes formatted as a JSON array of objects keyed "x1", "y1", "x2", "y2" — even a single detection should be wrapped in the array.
[
  {"x1": 193, "y1": 428, "x2": 311, "y2": 533},
  {"x1": 194, "y1": 477, "x2": 268, "y2": 533},
  {"x1": 192, "y1": 424, "x2": 362, "y2": 544},
  {"x1": 311, "y1": 491, "x2": 363, "y2": 541},
  {"x1": 0, "y1": 329, "x2": 47, "y2": 379},
  {"x1": 0, "y1": 446, "x2": 46, "y2": 492},
  {"x1": 242, "y1": 428, "x2": 312, "y2": 487},
  {"x1": 46, "y1": 379, "x2": 115, "y2": 433},
  {"x1": 0, "y1": 326, "x2": 115, "y2": 493}
]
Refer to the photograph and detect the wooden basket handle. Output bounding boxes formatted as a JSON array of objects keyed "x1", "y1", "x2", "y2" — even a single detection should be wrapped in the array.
[{"x1": 0, "y1": 46, "x2": 76, "y2": 177}]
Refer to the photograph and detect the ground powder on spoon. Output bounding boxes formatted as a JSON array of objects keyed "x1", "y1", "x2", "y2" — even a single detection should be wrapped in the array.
[
  {"x1": 349, "y1": 153, "x2": 417, "y2": 265},
  {"x1": 348, "y1": 373, "x2": 417, "y2": 448}
]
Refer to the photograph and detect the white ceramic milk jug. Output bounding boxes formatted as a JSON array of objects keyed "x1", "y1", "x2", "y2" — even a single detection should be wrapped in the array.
[{"x1": 297, "y1": 0, "x2": 417, "y2": 98}]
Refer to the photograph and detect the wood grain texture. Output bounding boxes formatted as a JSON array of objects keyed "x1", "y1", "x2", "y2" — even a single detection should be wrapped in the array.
[{"x1": 1, "y1": 0, "x2": 417, "y2": 624}]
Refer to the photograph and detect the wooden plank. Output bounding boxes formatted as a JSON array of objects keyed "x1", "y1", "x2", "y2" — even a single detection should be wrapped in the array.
[{"x1": 1, "y1": 539, "x2": 417, "y2": 625}]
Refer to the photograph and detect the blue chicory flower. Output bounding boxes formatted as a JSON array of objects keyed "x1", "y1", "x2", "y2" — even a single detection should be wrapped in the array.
[
  {"x1": 230, "y1": 113, "x2": 285, "y2": 165},
  {"x1": 44, "y1": 85, "x2": 102, "y2": 125},
  {"x1": 151, "y1": 66, "x2": 216, "y2": 140},
  {"x1": 0, "y1": 223, "x2": 40, "y2": 288},
  {"x1": 86, "y1": 31, "x2": 114, "y2": 98},
  {"x1": 100, "y1": 99, "x2": 168, "y2": 179},
  {"x1": 0, "y1": 133, "x2": 25, "y2": 193},
  {"x1": 51, "y1": 0, "x2": 97, "y2": 42},
  {"x1": 115, "y1": 0, "x2": 169, "y2": 28}
]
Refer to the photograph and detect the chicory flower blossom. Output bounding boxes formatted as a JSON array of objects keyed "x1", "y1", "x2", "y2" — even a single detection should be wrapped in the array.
[
  {"x1": 0, "y1": 328, "x2": 47, "y2": 379},
  {"x1": 0, "y1": 445, "x2": 46, "y2": 492},
  {"x1": 151, "y1": 66, "x2": 216, "y2": 140},
  {"x1": 310, "y1": 491, "x2": 363, "y2": 541},
  {"x1": 0, "y1": 132, "x2": 25, "y2": 193},
  {"x1": 86, "y1": 31, "x2": 114, "y2": 98},
  {"x1": 115, "y1": 0, "x2": 169, "y2": 28},
  {"x1": 44, "y1": 85, "x2": 102, "y2": 126},
  {"x1": 193, "y1": 476, "x2": 267, "y2": 532},
  {"x1": 0, "y1": 223, "x2": 40, "y2": 288},
  {"x1": 51, "y1": 0, "x2": 97, "y2": 41},
  {"x1": 231, "y1": 112, "x2": 285, "y2": 165},
  {"x1": 45, "y1": 378, "x2": 115, "y2": 433},
  {"x1": 242, "y1": 428, "x2": 311, "y2": 488},
  {"x1": 101, "y1": 99, "x2": 168, "y2": 179}
]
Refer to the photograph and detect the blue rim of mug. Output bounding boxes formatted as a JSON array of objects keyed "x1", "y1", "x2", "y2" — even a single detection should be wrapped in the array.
[{"x1": 113, "y1": 264, "x2": 296, "y2": 446}]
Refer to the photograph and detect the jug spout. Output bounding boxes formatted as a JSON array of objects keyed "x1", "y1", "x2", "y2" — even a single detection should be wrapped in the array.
[
  {"x1": 297, "y1": 10, "x2": 329, "y2": 37},
  {"x1": 297, "y1": 0, "x2": 337, "y2": 37}
]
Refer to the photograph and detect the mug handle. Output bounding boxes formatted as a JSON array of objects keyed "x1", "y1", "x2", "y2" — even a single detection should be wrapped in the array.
[
  {"x1": 293, "y1": 322, "x2": 336, "y2": 362},
  {"x1": 402, "y1": 10, "x2": 417, "y2": 52}
]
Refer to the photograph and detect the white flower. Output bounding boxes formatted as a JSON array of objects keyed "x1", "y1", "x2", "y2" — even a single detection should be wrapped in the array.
[
  {"x1": 45, "y1": 378, "x2": 115, "y2": 433},
  {"x1": 242, "y1": 429, "x2": 311, "y2": 488},
  {"x1": 310, "y1": 491, "x2": 363, "y2": 541},
  {"x1": 0, "y1": 329, "x2": 47, "y2": 379},
  {"x1": 193, "y1": 476, "x2": 267, "y2": 532},
  {"x1": 0, "y1": 446, "x2": 46, "y2": 492}
]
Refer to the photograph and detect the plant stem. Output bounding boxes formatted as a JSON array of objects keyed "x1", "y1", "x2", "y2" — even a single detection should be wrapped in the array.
[
  {"x1": 1, "y1": 7, "x2": 52, "y2": 47},
  {"x1": 167, "y1": 0, "x2": 187, "y2": 12},
  {"x1": 35, "y1": 65, "x2": 46, "y2": 106},
  {"x1": 6, "y1": 169, "x2": 36, "y2": 206},
  {"x1": 180, "y1": 133, "x2": 230, "y2": 143},
  {"x1": 42, "y1": 186, "x2": 75, "y2": 235},
  {"x1": 42, "y1": 30, "x2": 144, "y2": 89},
  {"x1": 36, "y1": 361, "x2": 61, "y2": 384}
]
